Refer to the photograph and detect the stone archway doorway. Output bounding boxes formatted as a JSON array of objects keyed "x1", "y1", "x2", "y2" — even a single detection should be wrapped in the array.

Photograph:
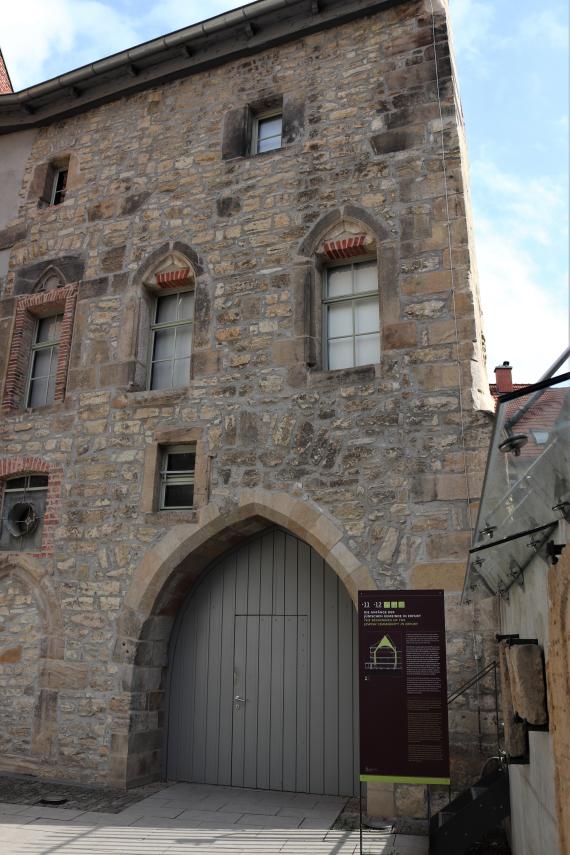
[{"x1": 165, "y1": 526, "x2": 358, "y2": 796}]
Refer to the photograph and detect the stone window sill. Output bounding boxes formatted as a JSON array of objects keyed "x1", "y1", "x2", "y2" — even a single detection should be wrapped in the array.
[
  {"x1": 307, "y1": 363, "x2": 377, "y2": 386},
  {"x1": 4, "y1": 400, "x2": 69, "y2": 418},
  {"x1": 145, "y1": 509, "x2": 198, "y2": 525},
  {"x1": 121, "y1": 387, "x2": 186, "y2": 406}
]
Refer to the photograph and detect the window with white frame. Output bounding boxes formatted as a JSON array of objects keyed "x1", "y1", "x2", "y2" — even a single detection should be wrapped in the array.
[
  {"x1": 149, "y1": 291, "x2": 194, "y2": 390},
  {"x1": 159, "y1": 445, "x2": 196, "y2": 509},
  {"x1": 323, "y1": 261, "x2": 380, "y2": 370},
  {"x1": 27, "y1": 314, "x2": 63, "y2": 407},
  {"x1": 253, "y1": 112, "x2": 283, "y2": 154}
]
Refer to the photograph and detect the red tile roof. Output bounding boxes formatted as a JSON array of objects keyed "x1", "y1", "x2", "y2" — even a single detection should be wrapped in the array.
[
  {"x1": 0, "y1": 49, "x2": 13, "y2": 94},
  {"x1": 491, "y1": 385, "x2": 566, "y2": 460}
]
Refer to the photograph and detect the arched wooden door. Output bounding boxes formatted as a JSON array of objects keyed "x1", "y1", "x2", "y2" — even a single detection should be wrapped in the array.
[{"x1": 166, "y1": 527, "x2": 358, "y2": 795}]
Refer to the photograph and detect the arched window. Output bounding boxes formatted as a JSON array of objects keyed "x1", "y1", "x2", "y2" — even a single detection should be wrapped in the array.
[
  {"x1": 301, "y1": 210, "x2": 384, "y2": 372},
  {"x1": 140, "y1": 251, "x2": 197, "y2": 391}
]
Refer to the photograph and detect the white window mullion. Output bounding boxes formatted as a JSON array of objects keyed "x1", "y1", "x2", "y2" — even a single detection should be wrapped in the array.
[{"x1": 324, "y1": 261, "x2": 379, "y2": 371}]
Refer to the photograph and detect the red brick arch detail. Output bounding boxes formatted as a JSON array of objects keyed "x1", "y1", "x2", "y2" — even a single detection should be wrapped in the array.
[
  {"x1": 0, "y1": 457, "x2": 62, "y2": 556},
  {"x1": 2, "y1": 283, "x2": 78, "y2": 413}
]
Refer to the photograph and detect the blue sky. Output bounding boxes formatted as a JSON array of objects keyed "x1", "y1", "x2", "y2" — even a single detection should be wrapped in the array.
[{"x1": 2, "y1": 0, "x2": 568, "y2": 383}]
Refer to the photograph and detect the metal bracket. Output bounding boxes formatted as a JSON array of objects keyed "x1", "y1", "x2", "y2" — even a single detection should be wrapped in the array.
[
  {"x1": 546, "y1": 540, "x2": 566, "y2": 565},
  {"x1": 497, "y1": 583, "x2": 509, "y2": 602},
  {"x1": 552, "y1": 500, "x2": 570, "y2": 520}
]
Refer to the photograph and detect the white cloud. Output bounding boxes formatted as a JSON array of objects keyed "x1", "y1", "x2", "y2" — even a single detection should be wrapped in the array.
[
  {"x1": 476, "y1": 218, "x2": 568, "y2": 383},
  {"x1": 1, "y1": 0, "x2": 140, "y2": 88},
  {"x1": 1, "y1": 0, "x2": 245, "y2": 90},
  {"x1": 448, "y1": 0, "x2": 495, "y2": 61},
  {"x1": 470, "y1": 160, "x2": 569, "y2": 383},
  {"x1": 517, "y1": 9, "x2": 568, "y2": 50},
  {"x1": 471, "y1": 159, "x2": 569, "y2": 248}
]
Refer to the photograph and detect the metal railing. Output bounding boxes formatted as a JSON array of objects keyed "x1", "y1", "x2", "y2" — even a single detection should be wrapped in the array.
[{"x1": 448, "y1": 660, "x2": 501, "y2": 755}]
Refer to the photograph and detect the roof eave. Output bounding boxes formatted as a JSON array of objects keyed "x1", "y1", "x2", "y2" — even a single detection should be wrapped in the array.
[{"x1": 0, "y1": 0, "x2": 414, "y2": 134}]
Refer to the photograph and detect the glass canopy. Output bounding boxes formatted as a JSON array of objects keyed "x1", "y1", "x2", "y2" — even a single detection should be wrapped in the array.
[{"x1": 463, "y1": 371, "x2": 570, "y2": 602}]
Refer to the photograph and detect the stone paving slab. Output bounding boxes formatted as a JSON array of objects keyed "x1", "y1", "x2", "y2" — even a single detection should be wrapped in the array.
[
  {"x1": 0, "y1": 774, "x2": 164, "y2": 812},
  {"x1": 0, "y1": 782, "x2": 428, "y2": 854}
]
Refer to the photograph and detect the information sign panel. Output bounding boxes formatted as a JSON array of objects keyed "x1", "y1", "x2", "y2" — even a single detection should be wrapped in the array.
[{"x1": 358, "y1": 590, "x2": 450, "y2": 786}]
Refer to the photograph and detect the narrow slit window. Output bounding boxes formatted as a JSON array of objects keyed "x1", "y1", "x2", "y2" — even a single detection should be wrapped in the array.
[
  {"x1": 51, "y1": 168, "x2": 68, "y2": 205},
  {"x1": 159, "y1": 445, "x2": 196, "y2": 509},
  {"x1": 254, "y1": 113, "x2": 282, "y2": 154},
  {"x1": 27, "y1": 314, "x2": 63, "y2": 408},
  {"x1": 149, "y1": 290, "x2": 194, "y2": 390},
  {"x1": 323, "y1": 261, "x2": 379, "y2": 370}
]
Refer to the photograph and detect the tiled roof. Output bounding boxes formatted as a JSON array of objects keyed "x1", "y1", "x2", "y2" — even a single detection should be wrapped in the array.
[
  {"x1": 491, "y1": 385, "x2": 566, "y2": 460},
  {"x1": 489, "y1": 383, "x2": 529, "y2": 401},
  {"x1": 0, "y1": 50, "x2": 13, "y2": 94}
]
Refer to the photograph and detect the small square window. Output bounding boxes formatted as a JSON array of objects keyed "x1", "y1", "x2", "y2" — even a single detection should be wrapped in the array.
[
  {"x1": 253, "y1": 112, "x2": 282, "y2": 154},
  {"x1": 50, "y1": 168, "x2": 68, "y2": 205},
  {"x1": 159, "y1": 445, "x2": 196, "y2": 509}
]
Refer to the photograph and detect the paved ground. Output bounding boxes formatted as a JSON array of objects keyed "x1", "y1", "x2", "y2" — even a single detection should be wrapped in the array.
[{"x1": 0, "y1": 782, "x2": 428, "y2": 854}]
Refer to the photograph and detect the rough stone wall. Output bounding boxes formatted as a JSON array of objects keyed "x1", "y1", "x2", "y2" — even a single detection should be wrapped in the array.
[
  {"x1": 0, "y1": 576, "x2": 42, "y2": 756},
  {"x1": 548, "y1": 531, "x2": 570, "y2": 855},
  {"x1": 0, "y1": 0, "x2": 497, "y2": 805}
]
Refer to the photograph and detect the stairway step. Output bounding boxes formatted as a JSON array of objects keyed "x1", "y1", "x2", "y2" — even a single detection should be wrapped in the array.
[
  {"x1": 471, "y1": 786, "x2": 488, "y2": 799},
  {"x1": 430, "y1": 770, "x2": 510, "y2": 855}
]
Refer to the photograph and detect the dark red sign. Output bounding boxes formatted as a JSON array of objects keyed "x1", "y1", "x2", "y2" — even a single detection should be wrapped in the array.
[{"x1": 358, "y1": 590, "x2": 450, "y2": 785}]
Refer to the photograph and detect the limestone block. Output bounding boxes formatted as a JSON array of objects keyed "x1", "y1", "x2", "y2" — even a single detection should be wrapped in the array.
[
  {"x1": 41, "y1": 660, "x2": 89, "y2": 691},
  {"x1": 394, "y1": 784, "x2": 426, "y2": 819},
  {"x1": 410, "y1": 562, "x2": 465, "y2": 591},
  {"x1": 498, "y1": 642, "x2": 527, "y2": 758},
  {"x1": 507, "y1": 644, "x2": 548, "y2": 726},
  {"x1": 367, "y1": 781, "x2": 395, "y2": 819},
  {"x1": 383, "y1": 322, "x2": 417, "y2": 350}
]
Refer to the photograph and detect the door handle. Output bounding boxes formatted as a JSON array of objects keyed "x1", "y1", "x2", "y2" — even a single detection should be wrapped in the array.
[{"x1": 234, "y1": 695, "x2": 246, "y2": 703}]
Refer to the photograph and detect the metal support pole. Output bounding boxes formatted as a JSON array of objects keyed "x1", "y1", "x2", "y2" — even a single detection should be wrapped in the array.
[
  {"x1": 359, "y1": 780, "x2": 363, "y2": 855},
  {"x1": 493, "y1": 660, "x2": 501, "y2": 754}
]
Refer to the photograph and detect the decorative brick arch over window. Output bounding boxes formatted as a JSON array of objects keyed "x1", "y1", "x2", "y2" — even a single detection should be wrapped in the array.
[
  {"x1": 2, "y1": 284, "x2": 78, "y2": 412},
  {"x1": 0, "y1": 457, "x2": 62, "y2": 556},
  {"x1": 297, "y1": 204, "x2": 398, "y2": 371},
  {"x1": 130, "y1": 243, "x2": 205, "y2": 391}
]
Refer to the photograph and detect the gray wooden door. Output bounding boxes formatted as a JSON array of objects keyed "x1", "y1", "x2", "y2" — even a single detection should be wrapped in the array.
[{"x1": 166, "y1": 527, "x2": 358, "y2": 795}]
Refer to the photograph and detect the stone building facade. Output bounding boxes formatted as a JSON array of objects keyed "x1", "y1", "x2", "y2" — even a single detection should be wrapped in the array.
[{"x1": 0, "y1": 0, "x2": 496, "y2": 819}]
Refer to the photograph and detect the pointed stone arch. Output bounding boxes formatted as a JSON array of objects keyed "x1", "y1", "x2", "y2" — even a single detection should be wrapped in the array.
[
  {"x1": 0, "y1": 553, "x2": 64, "y2": 774},
  {"x1": 111, "y1": 490, "x2": 374, "y2": 787},
  {"x1": 129, "y1": 239, "x2": 214, "y2": 389},
  {"x1": 298, "y1": 202, "x2": 392, "y2": 258},
  {"x1": 134, "y1": 239, "x2": 206, "y2": 287},
  {"x1": 33, "y1": 264, "x2": 66, "y2": 293}
]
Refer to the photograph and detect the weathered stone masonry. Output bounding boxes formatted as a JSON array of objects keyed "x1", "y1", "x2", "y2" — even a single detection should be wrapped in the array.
[{"x1": 0, "y1": 0, "x2": 497, "y2": 818}]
